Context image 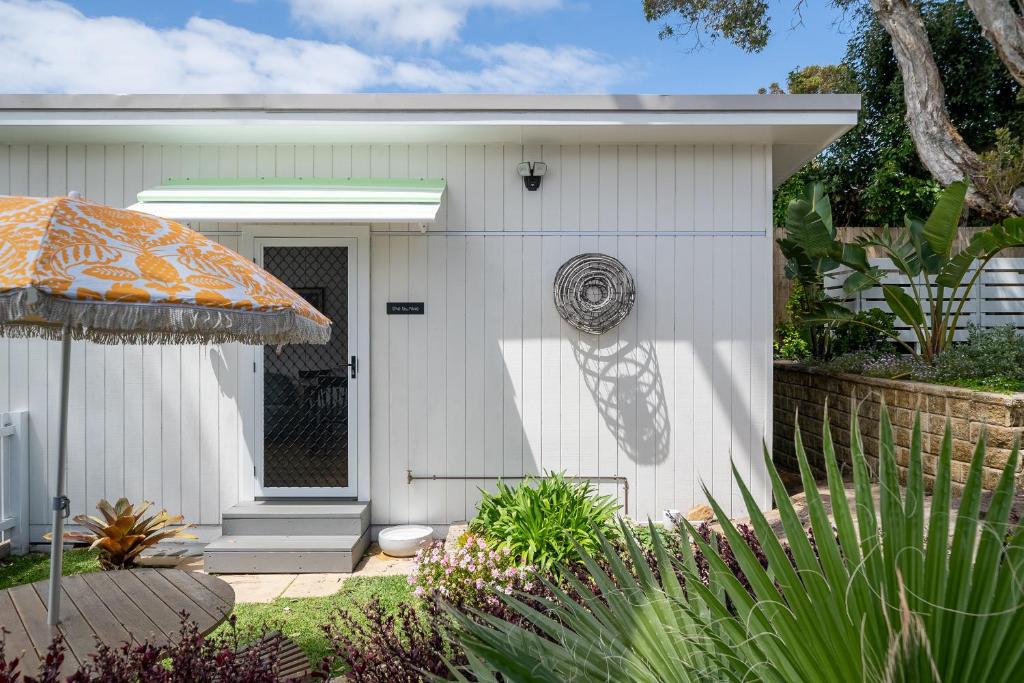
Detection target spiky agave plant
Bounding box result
[448,405,1024,682]
[49,498,197,570]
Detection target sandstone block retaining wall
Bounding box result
[774,361,1024,492]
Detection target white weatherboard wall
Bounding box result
[0,141,772,537]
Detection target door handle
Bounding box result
[346,355,358,379]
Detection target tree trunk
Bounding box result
[869,0,1001,216]
[966,0,1024,86]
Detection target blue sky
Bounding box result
[2,0,856,93]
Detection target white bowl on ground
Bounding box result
[378,524,434,557]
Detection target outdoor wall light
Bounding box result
[517,161,547,191]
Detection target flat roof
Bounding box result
[0,93,861,114]
[0,93,861,186]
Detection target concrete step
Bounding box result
[221,501,370,536]
[204,530,370,574]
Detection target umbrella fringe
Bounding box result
[0,288,330,346]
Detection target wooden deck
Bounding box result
[0,569,234,678]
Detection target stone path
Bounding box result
[143,543,417,604]
[219,544,416,604]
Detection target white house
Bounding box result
[0,94,859,571]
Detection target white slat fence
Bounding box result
[825,258,1024,345]
[0,411,29,555]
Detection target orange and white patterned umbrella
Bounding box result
[0,194,330,345]
[0,194,331,626]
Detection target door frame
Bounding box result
[247,229,370,499]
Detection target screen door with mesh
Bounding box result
[256,239,356,496]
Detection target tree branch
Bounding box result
[965,0,1024,86]
[869,0,1000,216]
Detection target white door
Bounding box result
[254,237,358,497]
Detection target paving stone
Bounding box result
[280,573,348,599]
[219,573,297,604]
[352,543,418,576]
[186,543,416,604]
[445,523,469,549]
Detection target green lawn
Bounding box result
[0,549,100,590]
[214,575,414,664]
[0,550,414,667]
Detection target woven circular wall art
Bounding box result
[553,253,635,334]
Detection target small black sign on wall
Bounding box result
[387,302,425,315]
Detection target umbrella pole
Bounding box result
[47,324,72,626]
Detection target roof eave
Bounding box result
[0,93,862,115]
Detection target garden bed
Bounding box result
[6,442,1024,682]
[0,550,414,669]
[774,360,1024,491]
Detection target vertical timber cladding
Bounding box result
[0,141,772,536]
[367,142,774,526]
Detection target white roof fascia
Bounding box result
[0,93,863,113]
[127,201,442,223]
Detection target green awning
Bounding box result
[128,177,446,223]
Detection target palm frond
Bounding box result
[449,405,1024,682]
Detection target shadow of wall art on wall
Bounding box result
[573,334,671,467]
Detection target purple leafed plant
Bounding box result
[0,615,295,683]
[318,524,821,681]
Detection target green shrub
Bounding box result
[932,325,1024,385]
[822,350,934,381]
[470,472,618,572]
[830,308,896,356]
[452,407,1024,682]
[776,277,895,362]
[820,331,1024,393]
[774,320,810,360]
[409,534,530,606]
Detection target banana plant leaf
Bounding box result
[938,217,1024,288]
[922,180,967,258]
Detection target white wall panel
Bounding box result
[2,142,773,534]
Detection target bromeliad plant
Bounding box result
[780,180,1024,363]
[470,472,619,572]
[49,498,196,570]
[451,406,1024,682]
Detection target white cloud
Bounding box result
[0,1,384,93]
[0,0,621,94]
[288,0,560,46]
[393,44,624,93]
